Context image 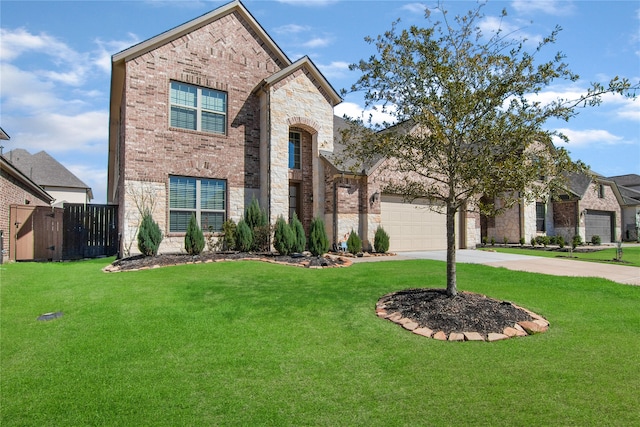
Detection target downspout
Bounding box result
[333,180,338,249]
[260,84,272,225]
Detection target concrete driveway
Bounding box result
[352,249,640,286]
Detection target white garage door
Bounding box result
[381,195,456,252]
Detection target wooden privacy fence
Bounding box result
[62,204,119,260]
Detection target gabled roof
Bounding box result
[0,127,9,141]
[258,56,342,107]
[112,0,289,65]
[618,185,640,206]
[607,174,640,188]
[563,171,624,205]
[0,155,54,203]
[5,149,93,199]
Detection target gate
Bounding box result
[63,204,119,259]
[9,205,63,261]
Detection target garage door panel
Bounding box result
[585,210,613,243]
[381,195,452,251]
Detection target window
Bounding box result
[289,131,301,169]
[598,184,605,198]
[289,183,300,220]
[536,202,546,232]
[170,81,226,134]
[169,176,226,232]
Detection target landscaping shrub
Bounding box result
[482,236,488,247]
[137,211,163,256]
[290,213,306,253]
[557,235,565,249]
[245,197,269,251]
[519,237,525,246]
[549,236,557,245]
[236,219,253,252]
[273,216,294,256]
[374,226,390,253]
[591,235,602,245]
[184,214,205,255]
[572,235,583,249]
[503,236,508,246]
[490,237,496,246]
[222,219,237,251]
[530,237,536,247]
[346,230,362,254]
[308,217,329,256]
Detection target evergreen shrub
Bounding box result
[273,216,294,255]
[290,213,306,253]
[346,230,362,254]
[374,226,390,253]
[236,219,254,252]
[137,211,162,256]
[308,217,329,256]
[184,214,205,255]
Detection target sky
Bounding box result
[1,0,639,204]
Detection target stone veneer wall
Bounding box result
[580,181,622,241]
[266,68,334,225]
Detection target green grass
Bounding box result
[2,258,639,426]
[480,245,640,267]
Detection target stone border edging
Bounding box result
[375,294,549,342]
[102,254,353,273]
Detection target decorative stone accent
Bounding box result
[402,321,419,331]
[463,332,485,341]
[432,331,447,341]
[413,327,434,338]
[448,332,465,342]
[517,320,548,334]
[487,333,509,342]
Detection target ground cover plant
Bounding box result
[1,258,639,426]
[481,245,640,268]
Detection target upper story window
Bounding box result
[170,81,227,135]
[598,184,605,198]
[289,131,301,169]
[169,176,226,233]
[536,202,546,232]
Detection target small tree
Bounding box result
[346,230,362,254]
[137,211,162,256]
[245,197,269,251]
[290,212,306,253]
[374,226,390,253]
[273,215,294,256]
[341,2,637,297]
[236,219,253,252]
[308,217,329,256]
[184,214,205,255]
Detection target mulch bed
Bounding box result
[378,288,535,336]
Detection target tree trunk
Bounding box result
[446,202,457,297]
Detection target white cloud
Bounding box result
[276,0,339,6]
[273,24,310,35]
[303,37,332,49]
[317,60,350,79]
[402,3,429,15]
[552,128,626,147]
[510,0,575,16]
[479,15,543,46]
[335,102,397,127]
[94,34,141,74]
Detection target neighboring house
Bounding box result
[608,174,640,241]
[0,128,56,259]
[4,149,93,206]
[485,171,624,244]
[108,0,481,255]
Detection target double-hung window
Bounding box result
[288,131,301,169]
[170,81,227,134]
[169,176,226,232]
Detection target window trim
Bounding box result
[169,81,227,135]
[535,202,546,233]
[169,175,227,233]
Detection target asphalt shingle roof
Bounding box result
[5,149,91,190]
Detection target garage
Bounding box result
[585,210,614,243]
[381,195,458,251]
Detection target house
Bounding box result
[0,128,56,261]
[486,171,624,244]
[608,174,640,241]
[107,0,480,255]
[5,149,93,206]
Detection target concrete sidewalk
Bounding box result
[351,249,640,285]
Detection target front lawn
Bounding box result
[1,258,638,426]
[480,245,640,267]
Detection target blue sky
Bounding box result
[1,0,639,204]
